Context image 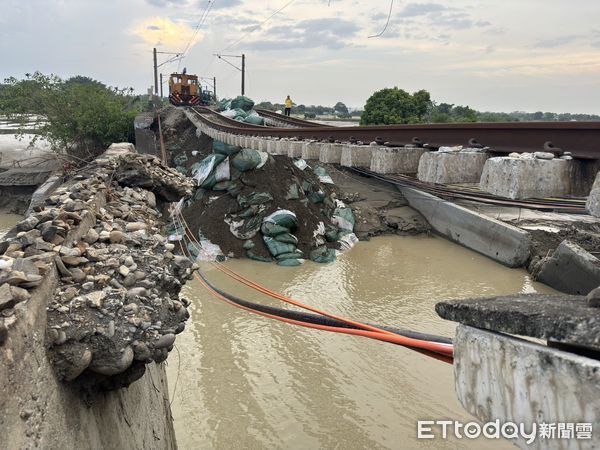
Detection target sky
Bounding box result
[1,0,600,113]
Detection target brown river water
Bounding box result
[0,213,555,449]
[167,235,556,450]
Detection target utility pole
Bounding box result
[214,76,217,99]
[213,53,246,96]
[159,73,163,98]
[241,54,245,96]
[153,48,158,96]
[152,48,182,96]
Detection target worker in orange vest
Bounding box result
[284,95,293,116]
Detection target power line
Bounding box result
[178,0,216,69]
[221,0,297,51]
[368,0,394,38]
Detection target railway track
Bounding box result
[254,108,331,128]
[351,167,588,213]
[189,107,600,159]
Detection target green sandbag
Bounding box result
[175,166,188,175]
[302,180,313,193]
[307,190,325,204]
[233,108,248,118]
[213,140,242,156]
[310,246,336,264]
[263,210,298,231]
[213,181,233,191]
[200,173,217,189]
[237,192,273,208]
[193,153,227,186]
[243,115,265,126]
[275,233,298,245]
[276,251,303,261]
[217,98,232,111]
[243,240,255,250]
[261,222,289,237]
[277,258,302,267]
[285,184,300,200]
[173,154,188,166]
[230,95,255,112]
[263,236,297,257]
[325,226,338,242]
[246,250,272,263]
[239,205,264,219]
[332,207,355,231]
[232,148,262,172]
[187,242,201,259]
[227,182,242,197]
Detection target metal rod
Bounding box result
[241,54,245,96]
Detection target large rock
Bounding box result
[370,147,427,174]
[417,150,489,184]
[586,171,600,217]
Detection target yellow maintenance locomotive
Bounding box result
[168,69,210,107]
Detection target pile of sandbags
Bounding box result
[217,95,265,126]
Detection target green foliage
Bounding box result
[0,72,143,161]
[360,87,432,125]
[333,101,349,115]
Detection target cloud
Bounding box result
[398,3,448,17]
[534,35,581,48]
[240,18,360,51]
[131,17,204,48]
[210,0,243,9]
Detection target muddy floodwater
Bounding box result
[167,235,556,449]
[0,212,21,236]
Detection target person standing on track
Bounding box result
[284,95,293,116]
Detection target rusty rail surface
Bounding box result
[254,108,332,128]
[190,107,600,159]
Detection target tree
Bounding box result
[360,87,432,125]
[333,101,349,115]
[0,72,140,161]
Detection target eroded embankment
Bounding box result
[0,143,195,449]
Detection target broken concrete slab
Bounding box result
[535,240,600,295]
[370,147,427,174]
[436,293,600,350]
[453,325,600,450]
[418,151,489,184]
[400,186,531,267]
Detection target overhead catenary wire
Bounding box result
[368,0,394,38]
[178,0,216,70]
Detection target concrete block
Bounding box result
[340,145,373,168]
[266,140,278,154]
[418,150,489,184]
[250,137,260,151]
[480,157,589,200]
[536,240,600,295]
[320,143,343,164]
[26,175,63,214]
[257,139,268,152]
[244,136,252,148]
[399,186,531,267]
[454,325,600,450]
[586,171,600,217]
[370,147,427,174]
[274,140,290,155]
[288,141,304,158]
[301,141,321,160]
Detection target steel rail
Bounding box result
[189,107,600,159]
[351,167,588,213]
[254,108,332,128]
